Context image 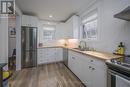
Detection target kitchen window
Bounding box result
[81,10,98,40]
[43,25,55,40]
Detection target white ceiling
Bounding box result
[16,0,95,22]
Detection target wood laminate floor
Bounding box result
[8,62,85,87]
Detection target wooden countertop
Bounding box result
[38,46,122,61]
[69,49,122,61]
[37,46,63,49]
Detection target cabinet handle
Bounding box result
[72,57,75,60]
[89,66,92,69]
[92,68,95,70]
[90,60,94,62]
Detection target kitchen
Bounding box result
[0,0,130,87]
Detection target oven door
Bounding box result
[108,69,130,87]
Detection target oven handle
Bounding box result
[108,70,116,76]
[108,69,130,81]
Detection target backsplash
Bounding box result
[39,39,79,48]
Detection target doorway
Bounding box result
[8,15,16,73]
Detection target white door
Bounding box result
[72,53,84,81]
[91,64,107,87]
[22,15,30,26]
[68,51,76,73]
[72,56,81,77]
[81,59,92,87]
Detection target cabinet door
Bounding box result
[72,52,84,80]
[68,51,76,73]
[79,55,92,87]
[73,15,79,39]
[68,51,84,79]
[37,49,48,64]
[22,15,30,26]
[55,48,63,62]
[37,49,43,64]
[22,15,38,27]
[83,65,92,87]
[55,23,68,40]
[92,64,107,87]
[65,15,79,39]
[30,16,38,27]
[46,48,55,63]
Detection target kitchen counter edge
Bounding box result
[38,46,122,61]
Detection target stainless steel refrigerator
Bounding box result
[21,26,37,68]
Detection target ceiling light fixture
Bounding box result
[49,15,53,18]
[47,22,50,25]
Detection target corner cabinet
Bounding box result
[22,15,38,27]
[55,23,68,40]
[65,15,80,39]
[55,15,80,40]
[68,50,107,87]
[37,48,63,64]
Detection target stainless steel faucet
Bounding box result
[79,41,87,51]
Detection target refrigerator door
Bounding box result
[22,51,37,68]
[21,27,37,68]
[22,27,37,51]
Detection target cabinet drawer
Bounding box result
[89,57,106,69]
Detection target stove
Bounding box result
[106,57,130,76]
[106,57,130,87]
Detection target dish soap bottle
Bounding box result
[117,42,125,62]
[117,42,125,55]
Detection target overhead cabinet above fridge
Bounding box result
[22,15,38,27]
[114,6,130,21]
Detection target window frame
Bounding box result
[42,25,56,41]
[81,9,98,41]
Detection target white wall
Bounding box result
[80,0,130,54]
[0,17,8,63]
[8,17,16,57]
[15,5,22,70]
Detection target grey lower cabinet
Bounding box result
[63,48,68,66]
[68,50,107,87]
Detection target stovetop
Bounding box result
[106,57,130,77]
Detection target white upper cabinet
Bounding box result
[55,15,80,40]
[65,15,80,39]
[22,15,38,27]
[55,23,68,40]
